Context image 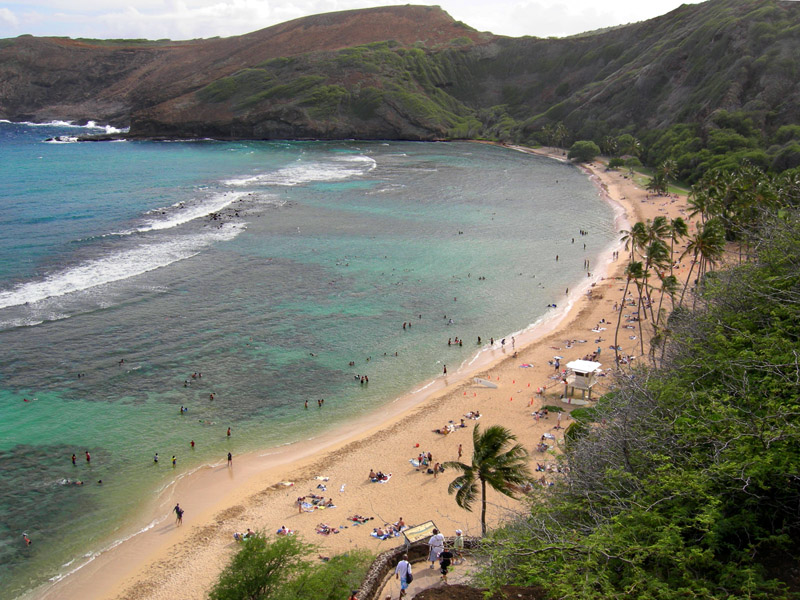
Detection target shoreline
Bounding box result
[35,145,685,600]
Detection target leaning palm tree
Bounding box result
[614,259,643,368]
[667,217,689,277]
[443,424,531,536]
[678,218,726,308]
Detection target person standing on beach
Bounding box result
[174,503,183,525]
[457,444,463,460]
[395,553,412,598]
[227,452,233,466]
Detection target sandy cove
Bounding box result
[38,147,692,600]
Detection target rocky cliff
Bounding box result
[0,0,798,144]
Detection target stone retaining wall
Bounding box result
[355,536,479,600]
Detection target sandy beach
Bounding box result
[38,146,691,600]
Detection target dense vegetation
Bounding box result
[472,171,800,598]
[209,533,371,600]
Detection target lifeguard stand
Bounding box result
[563,360,602,400]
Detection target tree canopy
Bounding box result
[474,207,800,599]
[567,140,601,163]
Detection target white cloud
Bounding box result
[0,7,20,28]
[0,0,706,40]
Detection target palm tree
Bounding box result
[620,221,648,262]
[443,424,531,536]
[653,273,679,366]
[614,260,643,368]
[646,171,668,196]
[660,158,678,186]
[667,217,689,277]
[678,218,726,308]
[553,122,570,150]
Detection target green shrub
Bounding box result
[568,140,601,162]
[210,533,372,600]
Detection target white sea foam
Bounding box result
[1,119,128,134]
[0,224,243,310]
[224,155,377,187]
[135,191,247,233]
[44,136,79,144]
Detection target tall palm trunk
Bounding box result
[678,252,699,308]
[636,281,646,356]
[480,478,487,536]
[614,276,633,368]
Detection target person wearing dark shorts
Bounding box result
[439,548,453,583]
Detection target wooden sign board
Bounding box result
[403,520,438,544]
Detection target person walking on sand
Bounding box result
[395,553,412,598]
[227,452,232,466]
[457,444,463,459]
[428,528,444,568]
[174,503,183,525]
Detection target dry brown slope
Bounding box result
[0,5,489,125]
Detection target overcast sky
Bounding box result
[0,0,706,41]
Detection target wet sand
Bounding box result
[37,146,692,600]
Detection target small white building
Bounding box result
[563,360,602,400]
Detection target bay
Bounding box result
[0,122,615,599]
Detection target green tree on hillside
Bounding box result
[444,424,531,536]
[568,140,600,162]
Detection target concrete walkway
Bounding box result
[378,555,476,600]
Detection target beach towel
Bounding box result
[371,529,401,540]
[519,363,534,368]
[314,476,330,481]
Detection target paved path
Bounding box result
[378,556,475,600]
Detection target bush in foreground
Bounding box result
[210,533,372,600]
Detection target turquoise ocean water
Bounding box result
[0,121,615,599]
